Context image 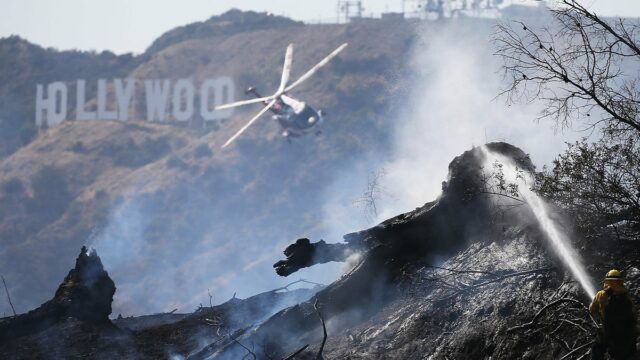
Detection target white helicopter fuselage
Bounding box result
[271,94,324,137]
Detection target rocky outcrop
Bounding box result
[0,246,115,340]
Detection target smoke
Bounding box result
[85,15,589,318]
[88,202,148,271]
[85,144,338,316]
[368,20,584,221]
[88,194,315,316]
[317,17,589,285]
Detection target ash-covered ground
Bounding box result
[1,142,637,360]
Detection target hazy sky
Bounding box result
[1,0,639,54]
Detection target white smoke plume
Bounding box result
[371,21,585,221]
[89,16,592,317]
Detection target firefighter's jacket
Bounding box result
[589,280,629,320]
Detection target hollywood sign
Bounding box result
[35,77,236,126]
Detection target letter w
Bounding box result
[145,80,170,122]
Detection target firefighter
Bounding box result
[589,269,637,360]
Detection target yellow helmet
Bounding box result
[605,269,623,281]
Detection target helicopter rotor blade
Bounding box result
[221,99,277,149]
[278,44,294,94]
[285,43,348,92]
[215,96,275,111]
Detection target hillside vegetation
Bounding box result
[0,10,419,315]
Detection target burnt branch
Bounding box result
[441,267,555,301]
[282,344,309,360]
[187,337,229,360]
[507,297,593,332]
[270,279,325,293]
[508,294,598,360]
[314,299,328,360]
[274,238,356,277]
[1,275,16,316]
[229,331,257,360]
[421,265,499,278]
[559,340,595,360]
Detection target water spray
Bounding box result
[480,146,596,298]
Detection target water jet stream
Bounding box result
[480,146,596,298]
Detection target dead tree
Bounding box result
[494,0,640,242]
[353,169,388,221]
[495,0,640,138]
[1,275,16,316]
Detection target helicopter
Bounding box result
[216,43,348,148]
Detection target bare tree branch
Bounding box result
[282,344,309,360]
[353,169,389,221]
[494,1,640,138]
[507,292,599,360]
[229,331,257,360]
[440,267,555,301]
[270,279,325,293]
[508,297,592,333]
[313,299,327,360]
[420,265,499,278]
[1,275,16,316]
[559,340,595,360]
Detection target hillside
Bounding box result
[0,4,556,323]
[3,4,640,359]
[0,10,301,158]
[0,9,425,316]
[144,9,304,55]
[1,142,637,360]
[0,36,137,156]
[0,6,551,158]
